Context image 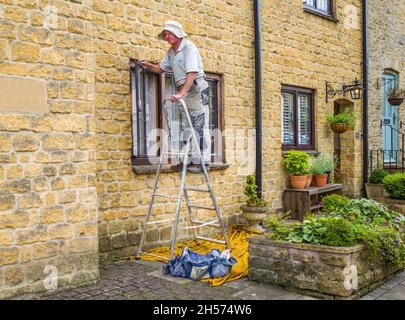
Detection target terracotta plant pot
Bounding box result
[289,175,307,189]
[387,97,404,106]
[330,122,348,133]
[305,174,313,188]
[315,174,328,187]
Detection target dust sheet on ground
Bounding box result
[139,224,263,286]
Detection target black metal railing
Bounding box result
[369,121,405,173]
[369,149,405,173]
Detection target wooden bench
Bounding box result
[283,183,343,221]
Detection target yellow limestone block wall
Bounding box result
[0,0,364,298]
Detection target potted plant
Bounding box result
[311,155,336,187]
[365,168,389,200]
[326,111,357,134]
[240,175,269,233]
[282,150,310,189]
[387,88,405,106]
[304,168,313,188]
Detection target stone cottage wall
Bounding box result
[0,0,364,298]
[95,0,364,262]
[367,0,405,155]
[0,0,98,299]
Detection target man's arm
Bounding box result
[170,72,197,102]
[138,60,165,74]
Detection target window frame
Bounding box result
[130,59,224,166]
[281,85,316,151]
[303,0,336,20]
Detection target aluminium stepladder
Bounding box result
[136,98,231,262]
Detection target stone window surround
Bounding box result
[281,85,316,151]
[129,59,225,171]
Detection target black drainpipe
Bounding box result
[362,0,369,188]
[254,0,262,198]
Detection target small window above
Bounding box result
[304,0,336,20]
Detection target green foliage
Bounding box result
[263,217,292,240]
[387,88,405,99]
[327,198,401,226]
[354,223,405,267]
[244,175,266,207]
[267,216,357,247]
[311,155,336,175]
[282,150,310,175]
[322,194,350,213]
[326,112,357,128]
[383,173,405,200]
[268,196,405,267]
[368,168,389,184]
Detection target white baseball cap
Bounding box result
[158,20,187,40]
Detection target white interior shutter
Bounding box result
[282,92,295,145]
[298,94,311,145]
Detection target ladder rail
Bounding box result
[136,137,169,259]
[177,99,231,250]
[137,98,231,263]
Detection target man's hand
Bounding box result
[138,59,151,68]
[170,93,184,102]
[138,59,164,74]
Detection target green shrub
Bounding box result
[268,216,357,247]
[326,111,357,128]
[322,194,350,213]
[311,155,336,175]
[368,168,389,184]
[244,175,266,207]
[282,150,309,175]
[383,173,405,200]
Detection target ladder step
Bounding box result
[153,193,178,199]
[191,219,220,228]
[179,219,219,230]
[138,251,168,261]
[188,204,216,210]
[146,218,175,225]
[184,186,210,192]
[196,236,226,244]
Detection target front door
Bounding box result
[382,73,398,163]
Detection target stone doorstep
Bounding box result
[248,236,364,254]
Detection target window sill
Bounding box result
[132,162,230,175]
[303,7,338,23]
[282,149,320,156]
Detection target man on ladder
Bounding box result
[139,20,210,173]
[137,21,230,262]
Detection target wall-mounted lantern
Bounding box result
[325,79,364,102]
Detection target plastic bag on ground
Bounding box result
[163,247,237,280]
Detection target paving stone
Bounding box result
[34,260,404,300]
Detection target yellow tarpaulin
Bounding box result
[139,224,263,286]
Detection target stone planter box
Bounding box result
[379,197,405,215]
[248,236,402,299]
[365,183,388,201]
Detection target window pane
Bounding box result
[164,74,181,152]
[145,74,157,156]
[131,69,138,156]
[317,0,329,12]
[282,92,295,145]
[208,80,216,156]
[132,66,159,157]
[298,94,311,145]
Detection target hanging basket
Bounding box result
[387,97,404,106]
[330,122,348,134]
